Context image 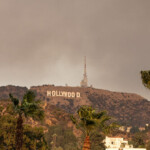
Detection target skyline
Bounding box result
[0,0,150,100]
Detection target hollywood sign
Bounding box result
[47,91,81,98]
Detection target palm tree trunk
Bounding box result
[16,113,23,150]
[82,136,91,150]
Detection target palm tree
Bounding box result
[141,70,150,89]
[71,106,117,150]
[9,90,44,150]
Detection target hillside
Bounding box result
[0,99,71,128]
[0,85,150,127]
[0,85,27,100]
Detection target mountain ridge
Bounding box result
[0,84,150,127]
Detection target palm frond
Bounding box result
[92,111,107,119]
[70,115,77,125]
[85,119,96,126]
[141,70,150,89]
[21,101,44,121]
[9,93,19,107]
[23,90,36,103]
[71,106,116,138]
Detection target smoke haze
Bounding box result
[0,0,150,99]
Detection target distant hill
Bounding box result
[0,85,150,127]
[0,85,27,100]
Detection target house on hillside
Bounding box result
[104,136,146,150]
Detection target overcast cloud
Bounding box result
[0,0,150,99]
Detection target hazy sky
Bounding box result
[0,0,150,100]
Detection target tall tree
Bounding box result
[71,106,117,150]
[9,91,44,150]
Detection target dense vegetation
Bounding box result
[0,104,47,150]
[0,100,109,150]
[45,125,79,150]
[128,126,150,150]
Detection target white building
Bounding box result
[105,136,146,150]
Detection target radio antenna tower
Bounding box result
[80,56,88,87]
